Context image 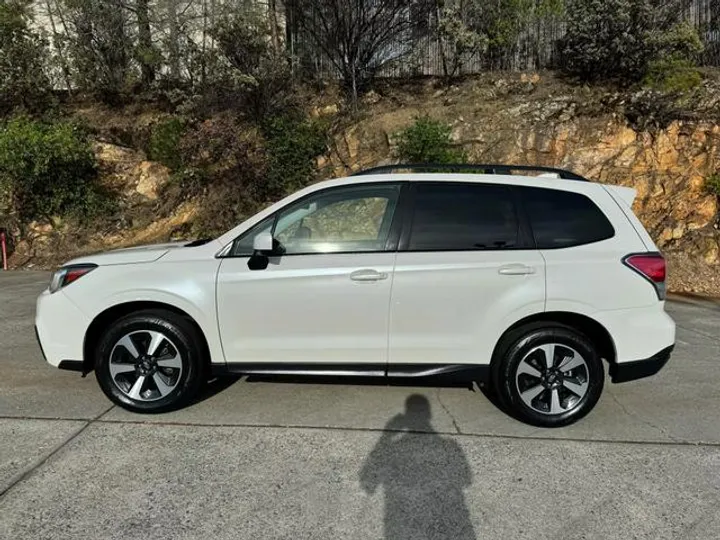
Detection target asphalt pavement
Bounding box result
[1,271,719,539]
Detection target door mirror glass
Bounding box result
[253,230,274,253]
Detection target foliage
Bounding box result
[164,114,268,237]
[561,0,703,83]
[0,0,52,115]
[436,1,488,79]
[705,174,720,198]
[642,58,702,93]
[435,0,564,75]
[262,116,328,197]
[148,117,185,170]
[395,117,467,164]
[293,0,433,106]
[61,0,132,100]
[211,11,295,120]
[0,116,109,226]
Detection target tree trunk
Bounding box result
[137,0,154,87]
[268,0,281,53]
[166,0,180,80]
[45,0,73,92]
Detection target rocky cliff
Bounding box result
[9,74,720,296]
[324,75,720,295]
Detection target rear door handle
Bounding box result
[498,264,536,276]
[350,269,388,282]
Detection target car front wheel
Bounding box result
[492,325,604,427]
[95,309,204,413]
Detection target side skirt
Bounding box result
[211,363,489,382]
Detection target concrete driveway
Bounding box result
[1,271,719,539]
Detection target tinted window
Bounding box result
[408,183,519,251]
[521,187,614,248]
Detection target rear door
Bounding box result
[388,182,546,367]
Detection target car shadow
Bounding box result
[189,374,244,406]
[359,394,478,539]
[191,371,512,420]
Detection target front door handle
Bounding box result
[350,269,388,282]
[498,264,536,276]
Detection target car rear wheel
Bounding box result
[95,309,204,413]
[492,324,604,427]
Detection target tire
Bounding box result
[95,309,205,413]
[491,324,604,427]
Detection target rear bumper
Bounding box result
[609,345,674,383]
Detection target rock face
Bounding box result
[8,142,191,270]
[93,142,170,200]
[325,85,720,296]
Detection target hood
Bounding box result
[63,241,191,267]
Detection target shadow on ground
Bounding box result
[359,394,477,539]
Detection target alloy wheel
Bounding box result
[515,343,590,415]
[109,330,183,402]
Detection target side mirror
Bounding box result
[253,231,274,254]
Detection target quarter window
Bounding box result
[408,183,519,251]
[520,187,615,249]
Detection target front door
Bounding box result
[388,182,546,367]
[217,182,404,366]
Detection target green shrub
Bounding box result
[642,58,702,93]
[0,116,108,225]
[395,117,467,164]
[561,0,703,83]
[148,117,185,170]
[0,1,53,115]
[263,116,327,197]
[705,174,720,197]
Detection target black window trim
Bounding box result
[398,181,535,253]
[222,181,410,258]
[518,185,616,250]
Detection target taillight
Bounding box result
[49,264,97,293]
[623,253,666,300]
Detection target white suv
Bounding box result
[35,165,675,427]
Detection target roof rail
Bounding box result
[350,163,589,181]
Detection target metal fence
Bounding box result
[288,0,720,78]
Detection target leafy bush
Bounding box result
[0,117,108,225]
[161,112,327,238]
[705,174,720,197]
[211,11,296,120]
[163,114,268,237]
[148,117,185,170]
[395,117,467,164]
[561,0,703,83]
[642,58,702,93]
[263,116,327,197]
[0,1,52,115]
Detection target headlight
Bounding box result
[49,264,97,293]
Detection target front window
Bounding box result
[231,184,401,256]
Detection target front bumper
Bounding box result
[609,345,674,383]
[35,288,89,368]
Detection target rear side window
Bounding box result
[408,183,519,251]
[521,187,614,249]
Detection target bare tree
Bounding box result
[291,0,432,106]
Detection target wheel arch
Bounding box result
[491,311,617,367]
[83,301,212,374]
